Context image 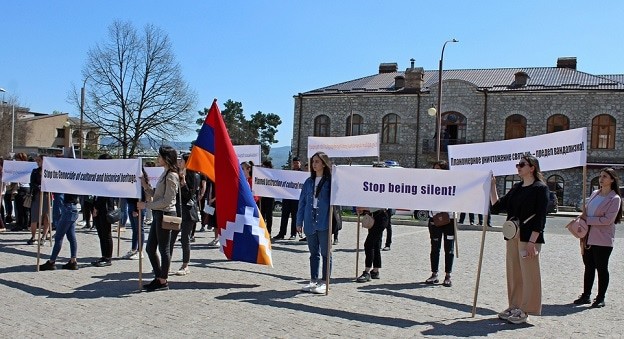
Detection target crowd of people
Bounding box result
[1,151,621,324]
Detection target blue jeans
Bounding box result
[306,229,332,282]
[50,203,78,262]
[52,193,64,227]
[127,200,145,252]
[119,198,128,226]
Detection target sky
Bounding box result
[2,1,624,148]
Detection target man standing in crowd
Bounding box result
[272,156,302,241]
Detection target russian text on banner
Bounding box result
[307,133,379,159]
[448,127,587,176]
[186,99,272,266]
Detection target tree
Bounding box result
[196,99,281,159]
[71,20,196,158]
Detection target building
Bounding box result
[291,57,624,206]
[12,110,99,157]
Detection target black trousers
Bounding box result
[170,218,195,264]
[260,197,274,234]
[428,220,455,273]
[364,210,388,268]
[95,216,113,259]
[582,244,613,300]
[146,210,173,279]
[278,199,298,237]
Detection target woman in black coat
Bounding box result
[92,154,116,267]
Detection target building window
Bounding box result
[547,114,570,133]
[346,114,363,136]
[57,128,66,138]
[441,111,467,150]
[504,175,521,194]
[591,114,616,149]
[382,113,399,144]
[314,115,330,137]
[505,114,526,139]
[547,174,564,205]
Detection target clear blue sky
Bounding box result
[2,1,623,147]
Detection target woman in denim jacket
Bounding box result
[297,152,332,294]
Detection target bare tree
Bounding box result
[71,20,196,158]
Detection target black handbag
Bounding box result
[106,208,121,224]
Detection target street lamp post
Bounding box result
[428,39,458,161]
[79,77,89,159]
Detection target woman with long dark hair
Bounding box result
[296,151,332,294]
[574,168,622,308]
[490,155,549,324]
[138,146,179,291]
[28,154,51,245]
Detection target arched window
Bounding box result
[591,114,616,149]
[381,113,399,144]
[346,114,363,136]
[505,114,526,139]
[547,174,564,205]
[314,115,330,137]
[441,111,467,149]
[547,114,570,133]
[86,131,98,143]
[504,175,521,194]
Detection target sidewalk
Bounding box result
[0,217,619,338]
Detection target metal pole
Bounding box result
[80,86,85,158]
[435,39,458,162]
[11,105,15,154]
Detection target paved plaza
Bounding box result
[1,215,622,338]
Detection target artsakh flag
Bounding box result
[187,99,272,266]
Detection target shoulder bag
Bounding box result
[565,217,588,239]
[502,214,535,240]
[23,194,33,209]
[161,174,182,231]
[361,213,375,229]
[432,212,450,227]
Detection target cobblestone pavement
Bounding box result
[0,217,622,338]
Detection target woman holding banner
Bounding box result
[490,155,548,324]
[28,155,51,245]
[297,151,332,294]
[425,160,455,287]
[574,168,622,308]
[92,154,116,267]
[138,145,179,292]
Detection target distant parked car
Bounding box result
[547,191,558,214]
[273,199,283,212]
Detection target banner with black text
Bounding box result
[41,158,142,198]
[448,127,587,175]
[234,145,261,165]
[330,166,491,214]
[308,134,379,159]
[252,167,309,200]
[1,161,38,184]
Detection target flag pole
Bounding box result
[326,205,333,296]
[472,214,489,317]
[138,209,143,290]
[35,191,44,270]
[355,213,361,278]
[453,212,459,258]
[116,198,122,257]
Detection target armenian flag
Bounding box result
[187,99,272,266]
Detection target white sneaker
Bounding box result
[122,250,137,259]
[311,283,326,294]
[175,266,190,276]
[507,309,528,324]
[497,307,516,320]
[208,238,220,247]
[301,281,317,292]
[128,251,142,260]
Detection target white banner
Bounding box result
[448,128,587,176]
[252,167,309,199]
[234,145,261,165]
[144,166,165,188]
[330,166,491,214]
[1,161,38,183]
[41,158,142,198]
[308,134,379,159]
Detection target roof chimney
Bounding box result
[410,58,415,69]
[404,59,424,93]
[379,63,398,74]
[394,75,405,89]
[512,71,530,87]
[557,57,577,70]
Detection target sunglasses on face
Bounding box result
[516,162,528,168]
